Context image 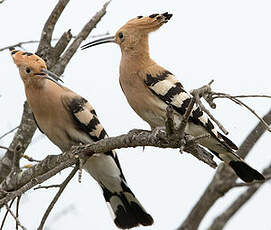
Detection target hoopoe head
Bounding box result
[10,48,63,87]
[82,12,172,55]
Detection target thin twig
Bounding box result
[0,145,13,152]
[0,155,78,207]
[4,203,27,230]
[0,126,19,140]
[213,93,271,132]
[38,0,70,48]
[178,98,196,138]
[191,84,229,135]
[0,125,218,207]
[12,143,22,172]
[213,94,271,100]
[190,81,229,135]
[0,102,37,184]
[165,105,175,136]
[22,154,41,163]
[53,1,111,75]
[34,184,61,190]
[207,164,271,230]
[78,159,83,183]
[0,32,110,52]
[178,109,271,230]
[163,103,217,168]
[16,196,21,230]
[0,198,16,230]
[37,165,79,230]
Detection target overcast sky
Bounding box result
[0,0,271,229]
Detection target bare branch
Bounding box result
[0,154,78,207]
[178,98,196,138]
[191,82,229,135]
[207,164,271,230]
[16,196,21,230]
[78,159,84,183]
[0,125,217,207]
[53,30,73,57]
[4,203,27,230]
[212,92,271,132]
[37,165,79,230]
[53,1,111,75]
[34,184,61,190]
[165,106,175,136]
[0,32,109,52]
[0,145,13,151]
[0,198,15,230]
[38,0,70,48]
[0,0,109,187]
[213,94,271,100]
[177,109,271,230]
[0,102,37,183]
[22,154,41,163]
[0,126,19,140]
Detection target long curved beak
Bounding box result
[39,68,64,85]
[81,36,116,50]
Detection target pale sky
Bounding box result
[0,0,271,229]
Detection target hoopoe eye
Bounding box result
[25,67,31,74]
[118,32,124,40]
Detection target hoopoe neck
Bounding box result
[120,36,156,73]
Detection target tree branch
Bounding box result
[0,0,109,191]
[34,184,61,190]
[190,80,229,135]
[53,1,110,75]
[177,109,271,230]
[0,198,15,230]
[0,126,19,140]
[0,32,109,52]
[0,102,37,183]
[207,163,271,230]
[212,92,271,132]
[38,0,70,49]
[4,203,27,230]
[0,126,217,207]
[37,165,79,230]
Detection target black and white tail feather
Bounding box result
[65,95,153,229]
[145,70,265,183]
[84,150,153,229]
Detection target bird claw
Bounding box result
[150,127,167,139]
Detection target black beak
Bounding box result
[39,68,64,85]
[81,36,115,50]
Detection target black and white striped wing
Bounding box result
[144,70,238,152]
[62,95,154,228]
[61,95,126,176]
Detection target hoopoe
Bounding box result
[82,12,264,183]
[9,48,153,229]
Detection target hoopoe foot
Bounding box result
[150,126,167,139]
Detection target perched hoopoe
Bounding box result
[10,48,153,229]
[82,12,265,183]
